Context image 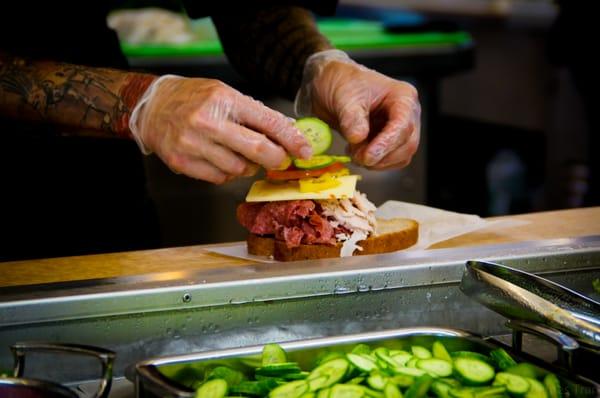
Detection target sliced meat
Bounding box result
[282,226,304,248]
[237,200,337,248]
[307,214,336,245]
[236,202,263,232]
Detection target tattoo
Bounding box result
[213,6,332,100]
[0,54,155,138]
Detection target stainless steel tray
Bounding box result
[131,327,600,398]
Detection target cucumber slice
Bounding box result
[332,155,352,163]
[506,363,546,380]
[438,378,462,388]
[294,118,332,155]
[308,358,349,391]
[389,374,415,388]
[362,387,385,398]
[543,374,562,398]
[451,352,494,366]
[347,354,377,372]
[493,372,530,396]
[453,357,495,386]
[384,383,403,398]
[411,346,433,359]
[393,367,426,377]
[352,344,372,355]
[196,379,228,398]
[367,373,388,390]
[293,155,334,170]
[317,352,346,365]
[432,342,452,363]
[207,367,246,386]
[270,381,310,398]
[417,359,453,377]
[263,344,288,365]
[404,374,434,398]
[230,380,279,396]
[448,388,474,398]
[489,348,517,371]
[472,386,507,397]
[347,377,366,385]
[257,363,302,376]
[524,378,548,398]
[283,372,310,381]
[431,381,452,398]
[390,351,413,367]
[331,384,366,398]
[375,348,404,369]
[318,388,332,398]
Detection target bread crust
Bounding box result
[247,233,275,256]
[246,218,418,261]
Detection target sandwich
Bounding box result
[236,118,418,261]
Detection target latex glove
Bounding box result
[295,50,420,170]
[130,75,312,184]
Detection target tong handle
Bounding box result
[11,341,115,398]
[506,319,579,370]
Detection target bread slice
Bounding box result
[247,218,418,261]
[247,233,275,256]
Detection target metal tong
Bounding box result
[460,260,600,358]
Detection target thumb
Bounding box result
[338,103,369,144]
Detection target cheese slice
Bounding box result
[246,175,358,202]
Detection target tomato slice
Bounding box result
[266,162,345,181]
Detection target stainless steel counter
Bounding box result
[1,236,599,390]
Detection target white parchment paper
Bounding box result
[207,201,528,262]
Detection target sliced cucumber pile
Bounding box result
[187,342,563,398]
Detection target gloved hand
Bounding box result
[130,75,312,184]
[295,50,420,170]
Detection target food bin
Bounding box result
[131,327,600,398]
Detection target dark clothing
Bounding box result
[0,1,336,261]
[548,1,599,206]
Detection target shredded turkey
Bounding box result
[339,230,368,257]
[318,191,378,256]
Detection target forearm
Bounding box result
[212,5,333,100]
[0,52,156,138]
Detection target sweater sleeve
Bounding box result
[210,4,335,100]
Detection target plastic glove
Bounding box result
[295,50,420,170]
[130,75,312,184]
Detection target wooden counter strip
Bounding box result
[1,207,599,288]
[431,206,600,249]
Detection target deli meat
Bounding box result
[236,200,336,248]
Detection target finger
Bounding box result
[338,101,370,144]
[161,125,251,177]
[366,126,420,170]
[236,95,312,159]
[202,143,249,176]
[363,96,419,166]
[212,120,288,170]
[242,162,260,177]
[164,153,229,184]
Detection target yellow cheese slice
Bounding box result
[246,175,358,202]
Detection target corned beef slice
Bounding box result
[236,200,336,248]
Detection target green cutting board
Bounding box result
[121,18,472,58]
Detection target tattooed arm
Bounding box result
[212,6,333,100]
[0,53,156,138]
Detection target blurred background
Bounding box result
[4,0,596,260]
